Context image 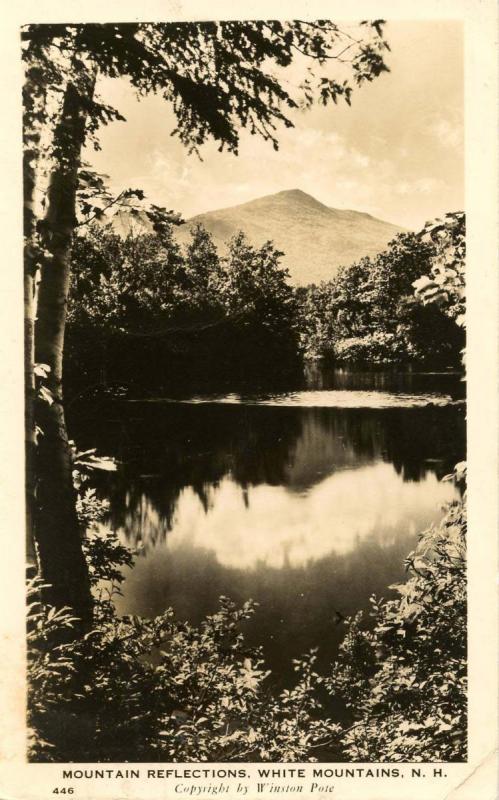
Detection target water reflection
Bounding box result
[178,390,461,408]
[93,404,465,541]
[103,460,458,683]
[111,463,455,571]
[69,374,465,682]
[301,363,465,396]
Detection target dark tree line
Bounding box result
[66,223,299,393]
[296,228,464,366]
[66,218,465,402]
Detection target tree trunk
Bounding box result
[23,59,47,573]
[24,270,37,574]
[34,68,96,627]
[24,157,39,574]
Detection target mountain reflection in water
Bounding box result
[112,463,454,569]
[70,373,465,683]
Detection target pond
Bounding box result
[70,367,466,685]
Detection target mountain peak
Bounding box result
[277,188,317,200]
[175,190,404,285]
[257,188,330,210]
[108,188,404,285]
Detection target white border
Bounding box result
[0,2,497,798]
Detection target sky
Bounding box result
[85,20,464,230]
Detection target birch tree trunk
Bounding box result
[34,65,96,627]
[24,268,37,573]
[23,55,48,573]
[24,146,39,573]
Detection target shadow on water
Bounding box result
[68,369,465,686]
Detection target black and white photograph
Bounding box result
[1,1,497,797]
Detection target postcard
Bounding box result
[0,1,497,798]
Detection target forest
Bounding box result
[23,19,467,764]
[64,213,465,395]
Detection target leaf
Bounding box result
[38,385,54,405]
[34,363,51,378]
[247,727,258,742]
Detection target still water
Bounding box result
[71,368,465,682]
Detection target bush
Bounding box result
[27,478,339,762]
[334,331,407,365]
[28,582,340,762]
[27,464,466,762]
[326,495,467,762]
[296,224,465,366]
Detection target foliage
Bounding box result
[413,212,465,326]
[67,217,466,385]
[28,456,467,763]
[297,227,465,366]
[215,232,297,341]
[28,586,339,762]
[76,168,184,232]
[23,21,390,159]
[327,496,467,762]
[66,223,299,389]
[27,473,339,762]
[333,332,408,365]
[68,224,187,331]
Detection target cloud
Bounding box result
[86,20,465,233]
[124,117,381,220]
[394,178,441,196]
[353,152,370,168]
[427,115,463,150]
[129,463,457,571]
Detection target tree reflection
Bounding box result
[70,399,465,551]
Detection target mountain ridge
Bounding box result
[108,189,405,285]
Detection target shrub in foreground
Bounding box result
[327,496,467,762]
[27,479,339,762]
[27,467,467,762]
